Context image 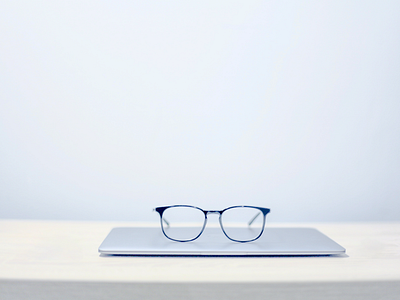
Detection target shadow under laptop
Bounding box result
[99,253,349,258]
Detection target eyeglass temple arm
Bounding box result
[248,212,261,226]
[162,217,170,227]
[153,209,170,227]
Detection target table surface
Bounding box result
[1,220,400,283]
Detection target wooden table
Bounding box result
[1,220,399,299]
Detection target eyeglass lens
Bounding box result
[220,207,264,241]
[161,206,205,241]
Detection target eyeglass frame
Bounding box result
[154,205,271,243]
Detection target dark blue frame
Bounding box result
[154,205,271,243]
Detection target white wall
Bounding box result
[1,0,399,223]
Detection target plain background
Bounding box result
[1,0,399,223]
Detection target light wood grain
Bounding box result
[0,220,399,283]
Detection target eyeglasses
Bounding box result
[154,205,270,243]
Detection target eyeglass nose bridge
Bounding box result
[204,210,222,216]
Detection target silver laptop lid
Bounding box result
[98,227,346,256]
